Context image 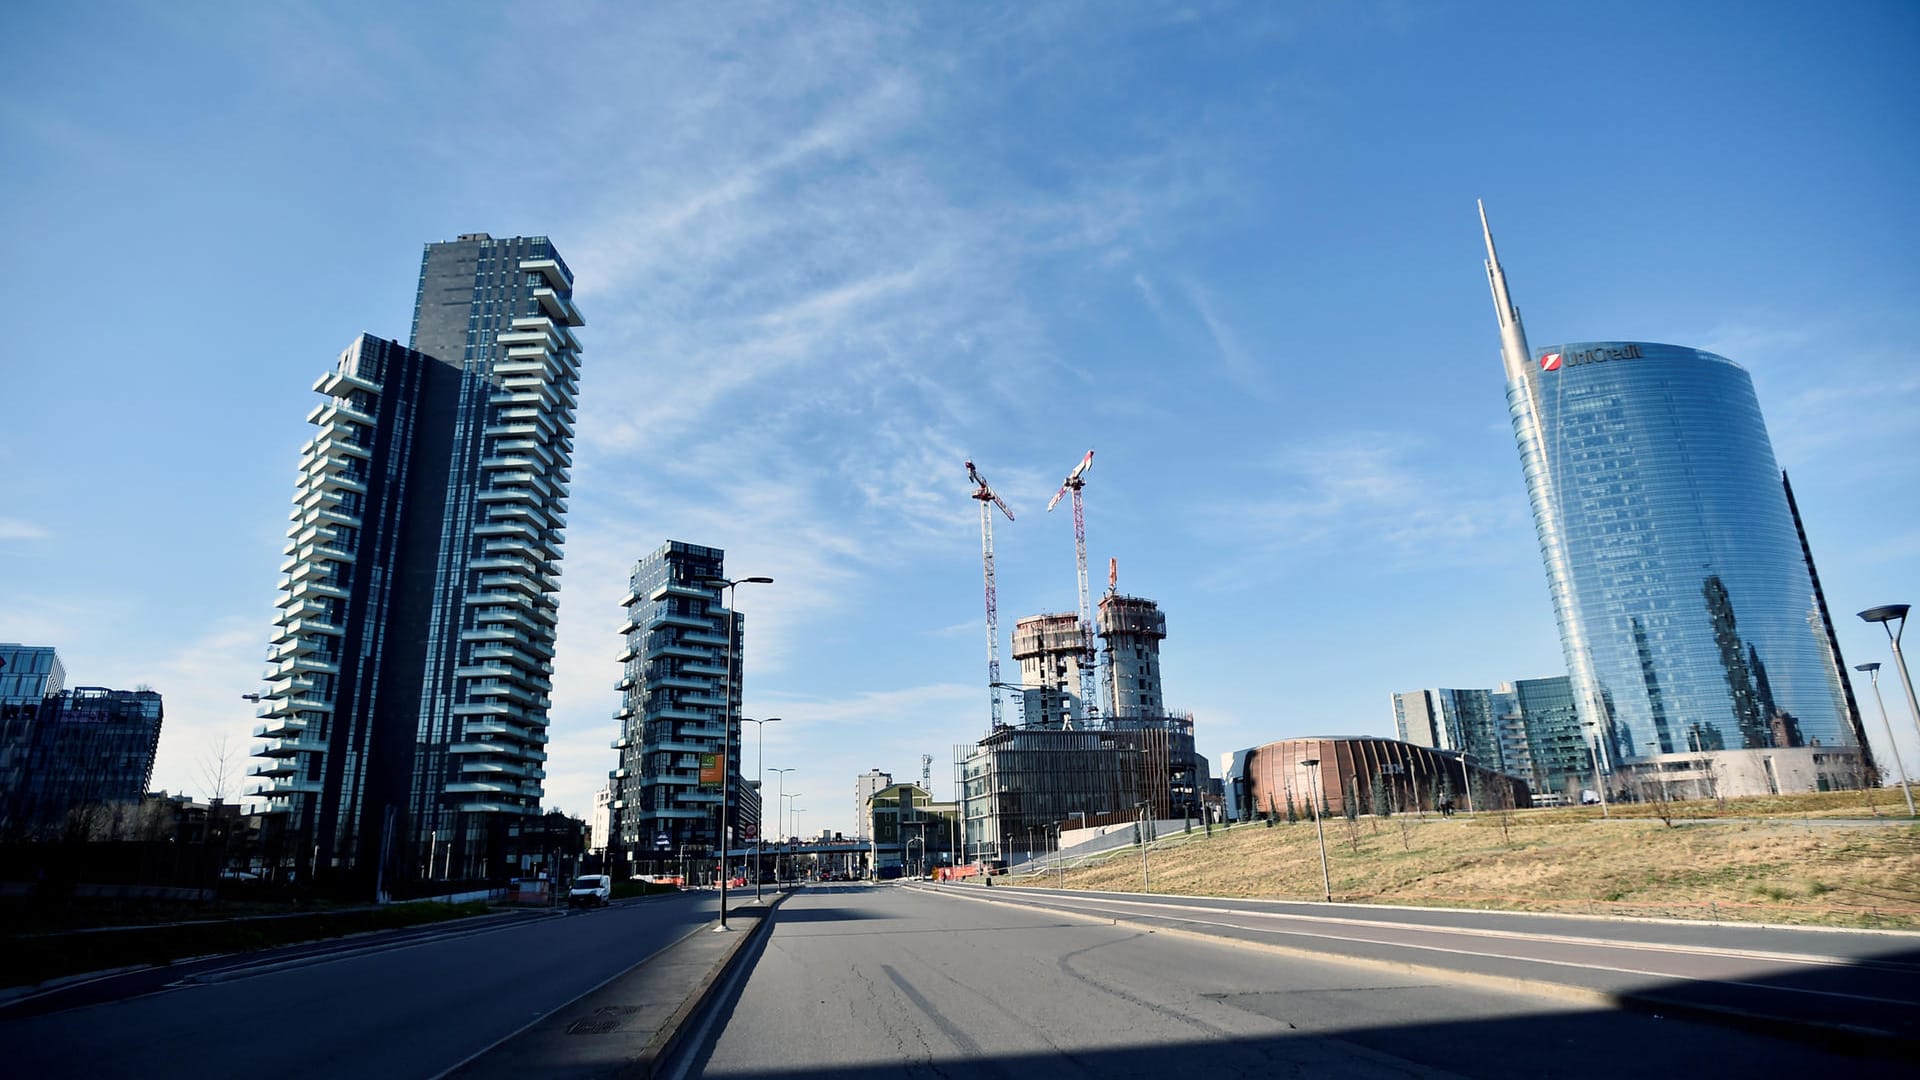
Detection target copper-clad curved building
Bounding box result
[1229,737,1530,821]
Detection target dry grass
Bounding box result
[1015,793,1920,928]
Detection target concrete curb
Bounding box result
[914,882,1919,1061]
[441,891,789,1080]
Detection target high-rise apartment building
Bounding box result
[853,769,892,841]
[1098,594,1166,718]
[1480,206,1857,765]
[1012,613,1090,728]
[249,234,583,892]
[608,541,760,876]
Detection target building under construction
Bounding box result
[1099,593,1166,718]
[954,720,1178,865]
[960,591,1207,866]
[1010,613,1089,729]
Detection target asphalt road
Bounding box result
[686,882,1914,1079]
[0,891,722,1079]
[942,881,1920,1046]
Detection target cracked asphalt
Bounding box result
[690,882,1911,1079]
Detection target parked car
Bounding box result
[568,874,612,908]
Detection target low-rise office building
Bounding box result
[1230,736,1530,821]
[865,782,955,876]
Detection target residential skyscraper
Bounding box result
[609,541,760,876]
[249,234,583,892]
[1480,205,1854,765]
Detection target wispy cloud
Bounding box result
[1190,432,1526,588]
[139,617,271,802]
[0,518,50,540]
[1183,277,1276,396]
[1698,314,1920,469]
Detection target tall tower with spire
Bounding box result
[1480,204,1859,771]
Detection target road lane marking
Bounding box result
[994,891,1908,971]
[960,891,1920,1009]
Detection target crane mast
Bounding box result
[1047,450,1098,729]
[967,461,1014,731]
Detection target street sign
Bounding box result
[654,833,671,850]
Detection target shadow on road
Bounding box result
[748,906,893,924]
[680,938,1920,1078]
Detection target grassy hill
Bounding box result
[1010,791,1920,928]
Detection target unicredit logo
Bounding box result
[1539,343,1644,372]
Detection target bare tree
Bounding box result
[200,734,239,804]
[1641,775,1677,828]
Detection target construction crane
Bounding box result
[967,460,1015,731]
[1046,449,1098,728]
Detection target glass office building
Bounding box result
[2,687,163,839]
[1506,340,1852,760]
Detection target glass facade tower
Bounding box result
[249,234,583,892]
[1481,206,1852,765]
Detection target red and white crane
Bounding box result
[967,460,1015,731]
[1046,449,1098,727]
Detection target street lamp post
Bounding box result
[906,835,923,878]
[742,717,783,901]
[792,809,807,877]
[767,768,794,882]
[1136,801,1151,892]
[782,793,801,881]
[700,575,773,932]
[1857,663,1917,818]
[1584,721,1611,818]
[1860,605,1920,759]
[1300,758,1332,902]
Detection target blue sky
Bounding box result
[3,1,1917,836]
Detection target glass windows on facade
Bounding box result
[1509,343,1850,762]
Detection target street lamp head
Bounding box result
[699,575,773,588]
[1859,604,1910,626]
[1300,758,1320,767]
[1856,662,1881,673]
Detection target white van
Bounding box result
[568,874,612,908]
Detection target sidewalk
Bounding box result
[447,893,786,1079]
